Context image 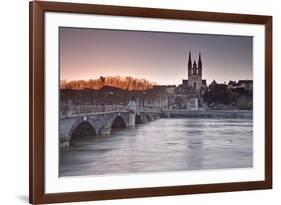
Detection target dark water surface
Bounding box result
[59,118,253,177]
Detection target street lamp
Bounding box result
[142,91,146,109]
[103,91,114,112]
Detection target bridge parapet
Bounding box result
[60,110,129,119]
[60,104,162,118]
[60,104,129,117]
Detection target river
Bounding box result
[59,118,253,177]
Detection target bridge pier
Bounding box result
[128,111,136,127]
[100,127,111,135]
[128,100,137,127]
[60,135,70,150]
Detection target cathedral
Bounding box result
[182,51,207,93]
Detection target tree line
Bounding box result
[60,76,155,91]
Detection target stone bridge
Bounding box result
[60,110,160,148]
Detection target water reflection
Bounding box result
[59,118,253,177]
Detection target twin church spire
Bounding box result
[188,51,202,78]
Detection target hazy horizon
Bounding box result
[60,27,253,85]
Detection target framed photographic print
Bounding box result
[29,1,272,204]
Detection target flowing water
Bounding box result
[59,118,253,177]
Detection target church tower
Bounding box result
[188,51,192,78]
[187,51,203,90]
[198,52,202,76]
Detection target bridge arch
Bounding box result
[70,120,97,138]
[111,115,127,129]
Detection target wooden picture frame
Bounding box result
[29,1,272,204]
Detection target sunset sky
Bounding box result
[59,27,253,85]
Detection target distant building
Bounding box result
[237,80,253,91]
[187,98,198,110]
[227,80,253,91]
[152,85,176,94]
[182,51,207,93]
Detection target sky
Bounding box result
[60,27,253,85]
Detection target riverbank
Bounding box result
[161,110,252,119]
